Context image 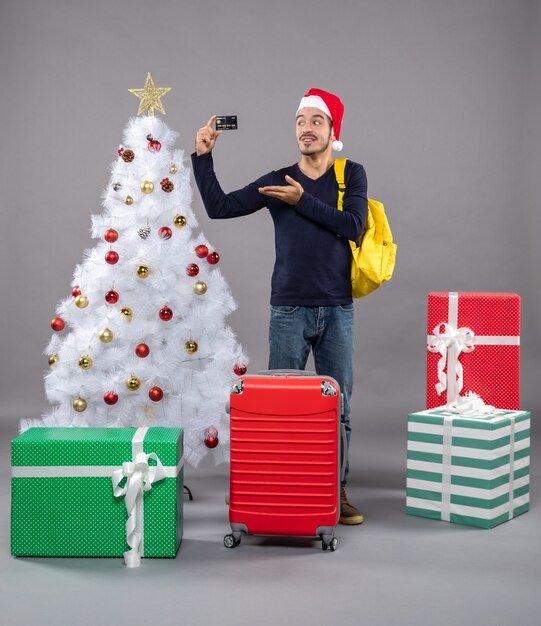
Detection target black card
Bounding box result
[215,115,238,130]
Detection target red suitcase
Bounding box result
[224,370,344,551]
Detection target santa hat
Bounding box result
[296,88,344,152]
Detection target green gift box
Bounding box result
[406,407,530,529]
[11,427,183,566]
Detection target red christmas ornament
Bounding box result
[104,391,119,405]
[148,139,162,153]
[105,250,119,265]
[195,244,209,258]
[51,317,65,332]
[105,289,119,304]
[159,306,173,321]
[204,426,219,449]
[104,228,118,243]
[158,226,172,240]
[234,363,247,376]
[186,263,199,277]
[148,386,164,402]
[207,251,220,265]
[72,285,81,297]
[135,342,150,358]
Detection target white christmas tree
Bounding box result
[25,74,248,467]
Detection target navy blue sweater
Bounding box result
[191,152,368,306]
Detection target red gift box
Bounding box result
[426,292,520,409]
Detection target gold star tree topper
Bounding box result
[128,72,171,116]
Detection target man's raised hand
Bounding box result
[195,115,223,156]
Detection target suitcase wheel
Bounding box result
[224,534,241,549]
[321,535,338,552]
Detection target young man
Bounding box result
[192,88,367,524]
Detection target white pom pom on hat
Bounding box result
[297,88,345,152]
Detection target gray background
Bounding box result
[1,1,540,625]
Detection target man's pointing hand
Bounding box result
[259,175,304,205]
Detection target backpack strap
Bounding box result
[334,158,347,211]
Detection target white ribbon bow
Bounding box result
[112,451,166,568]
[445,391,496,416]
[427,323,475,397]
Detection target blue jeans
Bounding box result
[268,305,355,486]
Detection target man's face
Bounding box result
[295,107,333,156]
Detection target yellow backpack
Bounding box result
[334,158,396,298]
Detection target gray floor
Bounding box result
[1,421,540,626]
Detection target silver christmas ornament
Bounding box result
[138,225,151,239]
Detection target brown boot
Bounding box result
[339,487,364,525]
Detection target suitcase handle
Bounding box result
[257,369,317,377]
[340,423,347,483]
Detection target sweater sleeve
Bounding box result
[191,152,270,219]
[294,162,368,241]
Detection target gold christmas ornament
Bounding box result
[136,264,151,279]
[126,375,141,391]
[193,280,207,295]
[169,163,178,174]
[140,180,154,194]
[99,327,113,343]
[184,340,198,354]
[128,72,171,116]
[78,355,93,370]
[124,195,134,205]
[173,214,187,228]
[120,307,133,320]
[75,294,89,308]
[48,354,59,366]
[73,397,87,412]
